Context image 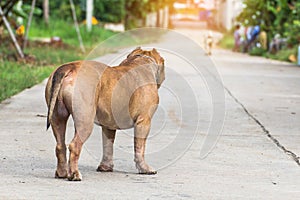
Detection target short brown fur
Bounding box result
[45,47,165,181]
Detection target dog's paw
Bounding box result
[136,163,157,175]
[55,169,68,179]
[138,169,157,175]
[97,164,113,172]
[67,171,82,181]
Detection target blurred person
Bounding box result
[269,33,287,53]
[244,25,260,52]
[259,31,267,50]
[242,26,251,52]
[233,24,241,52]
[245,26,252,42]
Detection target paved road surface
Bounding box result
[1,24,300,199]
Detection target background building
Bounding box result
[215,0,244,30]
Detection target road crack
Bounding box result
[225,87,300,167]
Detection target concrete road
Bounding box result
[1,26,300,199]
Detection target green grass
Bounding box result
[28,19,116,48]
[0,61,55,102]
[27,19,164,50]
[26,19,165,61]
[25,46,85,65]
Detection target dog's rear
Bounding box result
[45,60,108,180]
[45,62,80,129]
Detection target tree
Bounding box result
[0,1,25,58]
[125,0,147,30]
[93,0,125,23]
[43,0,49,25]
[86,0,93,32]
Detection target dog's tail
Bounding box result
[46,64,76,130]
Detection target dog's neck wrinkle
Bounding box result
[135,54,157,65]
[121,54,156,66]
[121,54,160,86]
[134,55,160,85]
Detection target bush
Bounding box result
[249,47,267,56]
[265,47,298,63]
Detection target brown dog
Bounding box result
[45,47,165,181]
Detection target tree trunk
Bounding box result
[23,0,36,50]
[69,0,85,52]
[156,10,160,27]
[86,0,93,32]
[43,0,49,25]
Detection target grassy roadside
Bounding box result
[0,62,54,102]
[28,20,117,49]
[218,32,298,64]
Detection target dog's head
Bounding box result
[126,47,165,88]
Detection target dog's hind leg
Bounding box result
[97,127,116,172]
[51,101,69,178]
[134,117,157,175]
[68,111,95,181]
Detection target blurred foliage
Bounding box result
[48,0,82,21]
[0,1,170,103]
[125,0,175,29]
[237,0,300,46]
[12,0,175,29]
[93,0,125,23]
[265,46,298,62]
[249,47,267,56]
[0,0,40,27]
[124,0,148,29]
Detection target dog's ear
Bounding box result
[152,48,159,55]
[151,48,163,64]
[150,48,158,59]
[149,48,165,87]
[127,47,143,58]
